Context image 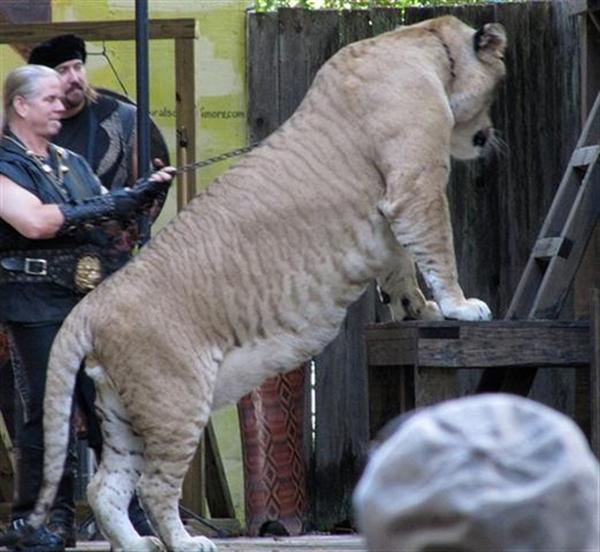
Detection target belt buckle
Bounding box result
[24,258,48,276]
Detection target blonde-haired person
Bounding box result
[0,64,174,552]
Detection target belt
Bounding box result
[0,246,107,294]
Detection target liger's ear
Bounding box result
[473,23,506,61]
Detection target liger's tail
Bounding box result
[28,303,94,529]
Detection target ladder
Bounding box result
[477,91,600,395]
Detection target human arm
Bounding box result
[0,174,63,239]
[0,167,174,239]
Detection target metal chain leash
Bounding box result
[171,143,260,176]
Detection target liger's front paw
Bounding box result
[440,298,492,321]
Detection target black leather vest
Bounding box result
[0,134,103,253]
[0,134,122,322]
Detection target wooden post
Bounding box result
[591,289,600,457]
[575,7,600,319]
[368,365,414,439]
[173,34,203,517]
[367,329,416,438]
[175,36,197,209]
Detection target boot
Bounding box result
[47,444,77,548]
[0,447,64,551]
[0,519,65,552]
[47,510,75,548]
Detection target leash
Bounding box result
[171,143,260,176]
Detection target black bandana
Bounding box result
[28,34,86,68]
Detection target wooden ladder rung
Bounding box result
[533,237,573,261]
[571,145,600,168]
[478,91,600,395]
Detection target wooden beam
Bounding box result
[367,319,594,422]
[575,14,600,319]
[0,19,196,44]
[175,36,197,209]
[571,144,600,167]
[177,38,200,511]
[366,321,590,369]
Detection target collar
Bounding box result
[427,28,456,81]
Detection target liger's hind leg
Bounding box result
[138,442,216,552]
[85,363,164,552]
[134,401,216,548]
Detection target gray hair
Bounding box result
[3,64,60,121]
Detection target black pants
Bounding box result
[8,321,62,450]
[75,368,103,455]
[7,320,102,451]
[6,321,79,522]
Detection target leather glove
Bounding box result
[122,176,171,214]
[57,171,174,235]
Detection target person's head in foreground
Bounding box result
[353,394,600,552]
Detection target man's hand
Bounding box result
[127,166,176,212]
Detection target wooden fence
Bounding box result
[247,1,581,530]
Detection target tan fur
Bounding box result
[31,16,506,552]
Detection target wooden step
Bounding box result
[532,236,573,261]
[571,144,600,168]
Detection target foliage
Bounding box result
[254,0,494,11]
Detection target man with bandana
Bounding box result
[28,34,138,193]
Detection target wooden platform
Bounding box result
[366,319,596,450]
[67,535,366,551]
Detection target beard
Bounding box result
[63,86,86,110]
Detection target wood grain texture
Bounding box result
[0,19,196,43]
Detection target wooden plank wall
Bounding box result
[247,1,582,530]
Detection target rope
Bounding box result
[98,43,131,97]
